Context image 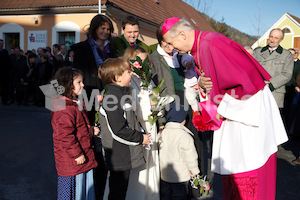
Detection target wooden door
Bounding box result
[294,37,300,49]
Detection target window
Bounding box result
[0,23,24,51]
[282,28,291,34]
[5,33,19,53]
[58,32,75,50]
[52,21,80,50]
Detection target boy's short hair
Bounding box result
[98,58,131,84]
[122,15,139,30]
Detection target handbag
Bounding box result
[193,89,223,131]
[192,32,223,132]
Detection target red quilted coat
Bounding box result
[51,97,97,177]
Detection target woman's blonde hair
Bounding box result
[123,45,152,67]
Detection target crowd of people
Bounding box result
[0,14,299,200]
[0,40,75,106]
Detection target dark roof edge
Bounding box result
[0,5,100,15]
[105,4,159,27]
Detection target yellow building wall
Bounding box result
[0,14,98,51]
[0,13,157,52]
[258,17,300,50]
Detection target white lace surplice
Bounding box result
[211,85,288,175]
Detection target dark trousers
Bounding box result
[160,179,189,200]
[16,84,29,105]
[283,86,296,128]
[0,75,10,104]
[94,151,108,200]
[108,169,130,200]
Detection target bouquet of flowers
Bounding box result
[190,174,211,197]
[130,56,151,89]
[147,79,174,125]
[129,56,174,126]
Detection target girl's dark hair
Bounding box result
[27,52,37,59]
[87,14,114,41]
[53,67,83,99]
[41,54,48,60]
[67,49,74,57]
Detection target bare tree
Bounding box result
[251,5,262,39]
[184,0,213,16]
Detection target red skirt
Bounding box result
[222,153,277,200]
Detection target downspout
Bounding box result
[98,0,101,14]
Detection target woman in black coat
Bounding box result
[71,14,113,97]
[71,14,114,200]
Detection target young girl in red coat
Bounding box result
[51,67,99,200]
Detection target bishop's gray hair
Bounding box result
[169,18,194,38]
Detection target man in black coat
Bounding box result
[284,48,300,128]
[0,39,11,105]
[9,46,27,104]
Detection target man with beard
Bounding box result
[253,28,293,113]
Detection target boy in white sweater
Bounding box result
[158,103,200,200]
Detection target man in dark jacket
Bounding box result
[284,48,300,127]
[9,46,27,104]
[0,39,11,105]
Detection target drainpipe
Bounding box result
[98,0,101,14]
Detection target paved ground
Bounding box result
[0,102,299,200]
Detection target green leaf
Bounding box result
[153,78,165,95]
[136,56,142,65]
[95,111,99,124]
[157,78,165,89]
[103,85,109,95]
[132,67,141,76]
[153,115,158,122]
[149,94,158,104]
[204,190,208,197]
[142,57,149,73]
[153,87,160,95]
[146,70,152,82]
[194,178,199,186]
[160,88,166,95]
[129,59,136,64]
[148,116,154,125]
[200,188,204,195]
